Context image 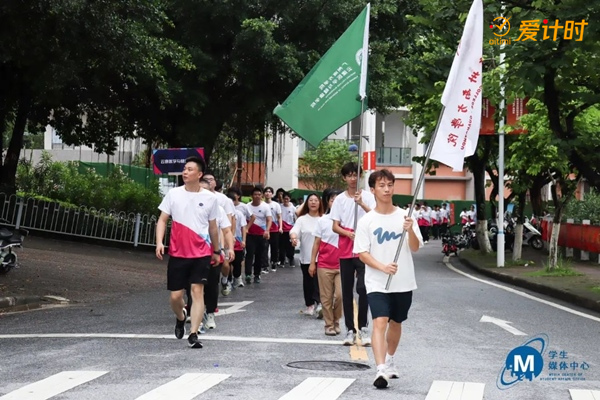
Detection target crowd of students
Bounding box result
[156,157,424,389]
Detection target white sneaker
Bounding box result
[358,327,371,346]
[373,370,389,389]
[315,303,323,319]
[342,330,356,346]
[205,313,216,329]
[303,305,315,316]
[221,282,232,296]
[385,361,399,379]
[234,277,244,287]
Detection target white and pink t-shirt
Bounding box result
[329,190,376,259]
[313,214,340,269]
[246,202,272,235]
[266,201,282,233]
[158,186,219,258]
[233,209,247,251]
[280,204,296,232]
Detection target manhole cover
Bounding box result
[287,361,370,372]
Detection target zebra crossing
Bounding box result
[0,371,597,399]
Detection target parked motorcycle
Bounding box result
[0,223,28,274]
[522,220,544,250]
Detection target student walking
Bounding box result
[245,187,272,284]
[279,192,297,267]
[309,189,342,336]
[290,193,323,316]
[354,169,423,389]
[155,156,222,349]
[330,162,376,346]
[264,187,282,272]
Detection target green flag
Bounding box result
[273,4,370,148]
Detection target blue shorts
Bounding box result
[367,291,413,323]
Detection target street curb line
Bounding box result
[0,295,43,312]
[458,255,600,315]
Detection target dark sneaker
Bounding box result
[188,332,203,348]
[175,309,186,339]
[254,276,261,284]
[245,275,252,284]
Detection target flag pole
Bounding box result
[385,106,446,290]
[353,97,367,231]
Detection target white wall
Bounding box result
[265,132,299,190]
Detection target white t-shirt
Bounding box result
[330,189,376,258]
[290,214,320,264]
[235,202,251,220]
[246,202,272,235]
[214,191,235,217]
[233,209,247,250]
[280,204,296,231]
[266,201,282,232]
[313,214,340,269]
[158,186,219,258]
[353,207,423,294]
[216,205,232,248]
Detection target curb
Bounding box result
[0,296,43,313]
[458,256,600,315]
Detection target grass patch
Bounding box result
[591,286,600,294]
[525,268,583,277]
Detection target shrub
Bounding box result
[16,152,162,215]
[564,190,600,225]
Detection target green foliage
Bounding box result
[16,152,161,215]
[525,260,583,277]
[592,286,600,294]
[565,190,600,224]
[299,141,357,191]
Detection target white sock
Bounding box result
[385,353,395,364]
[220,275,228,285]
[377,364,387,372]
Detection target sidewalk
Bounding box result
[458,246,600,314]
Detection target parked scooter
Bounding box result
[523,219,544,250]
[0,222,28,274]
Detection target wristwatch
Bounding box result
[213,250,221,255]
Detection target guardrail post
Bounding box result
[581,219,590,261]
[566,219,574,258]
[15,198,24,229]
[133,213,141,247]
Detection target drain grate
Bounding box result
[287,361,370,372]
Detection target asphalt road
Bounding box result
[0,241,599,399]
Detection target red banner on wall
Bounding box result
[541,220,600,253]
[506,97,529,134]
[480,97,496,135]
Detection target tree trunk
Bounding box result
[236,137,243,189]
[548,221,560,269]
[471,156,492,253]
[0,95,30,194]
[513,224,523,261]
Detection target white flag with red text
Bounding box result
[430,0,483,171]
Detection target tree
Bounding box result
[299,141,356,191]
[0,1,191,193]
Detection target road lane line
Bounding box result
[0,370,108,400]
[569,389,600,400]
[0,333,342,345]
[279,377,355,400]
[445,261,600,323]
[425,380,485,400]
[135,373,229,400]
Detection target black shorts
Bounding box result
[367,291,413,323]
[167,256,211,291]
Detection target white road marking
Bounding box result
[425,380,485,400]
[479,315,527,336]
[278,377,355,400]
[215,301,253,315]
[445,261,600,323]
[0,333,342,345]
[0,370,108,400]
[135,373,229,400]
[570,389,600,400]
